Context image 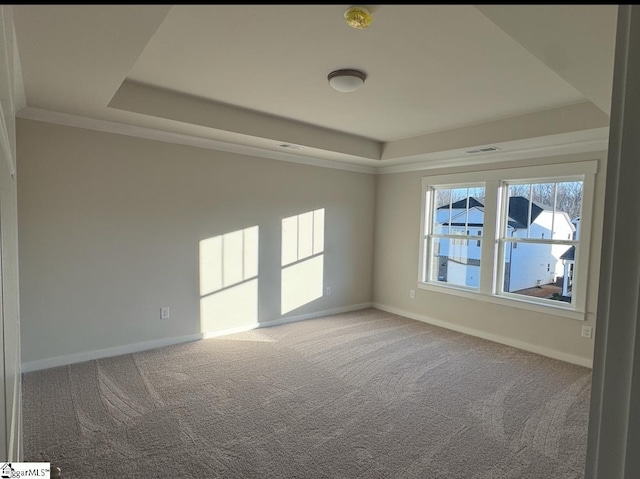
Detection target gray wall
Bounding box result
[17,117,607,369]
[373,152,607,365]
[17,119,376,364]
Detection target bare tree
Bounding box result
[435,187,485,208]
[508,181,582,219]
[436,181,583,220]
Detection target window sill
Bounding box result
[416,282,586,321]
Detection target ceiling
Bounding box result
[12,5,618,171]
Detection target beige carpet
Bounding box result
[23,308,591,478]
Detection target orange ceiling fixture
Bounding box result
[344,7,373,30]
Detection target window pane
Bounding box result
[556,181,583,237]
[432,186,485,236]
[502,240,575,304]
[507,184,532,235]
[434,188,452,234]
[507,181,582,240]
[531,182,556,208]
[430,237,481,288]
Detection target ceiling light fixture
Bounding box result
[344,6,373,30]
[328,69,367,93]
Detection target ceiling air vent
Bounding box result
[277,143,301,150]
[465,146,501,154]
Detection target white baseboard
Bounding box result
[202,302,373,338]
[21,333,203,373]
[259,302,374,328]
[372,303,593,369]
[22,302,591,371]
[22,303,373,372]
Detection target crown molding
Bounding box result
[17,107,610,177]
[16,107,378,175]
[377,132,609,175]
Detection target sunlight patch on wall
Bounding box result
[200,279,258,332]
[281,209,325,314]
[199,226,259,332]
[282,255,324,315]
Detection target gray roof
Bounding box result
[560,246,575,261]
[439,196,553,229]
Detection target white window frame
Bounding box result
[418,160,597,321]
[423,184,485,291]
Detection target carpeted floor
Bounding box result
[23,308,592,478]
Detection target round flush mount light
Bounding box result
[344,6,373,30]
[328,69,367,93]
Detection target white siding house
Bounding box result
[434,201,484,287]
[436,197,575,292]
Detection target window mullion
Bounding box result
[552,183,557,239]
[465,188,470,233]
[418,184,431,283]
[527,183,533,238]
[479,179,500,295]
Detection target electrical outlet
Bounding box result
[161,307,170,320]
[325,287,331,296]
[581,325,592,339]
[409,290,415,299]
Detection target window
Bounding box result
[423,186,485,289]
[500,180,583,306]
[419,161,596,320]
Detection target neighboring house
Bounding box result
[435,197,575,291]
[434,198,485,288]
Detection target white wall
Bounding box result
[17,119,376,367]
[373,151,606,365]
[0,5,25,461]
